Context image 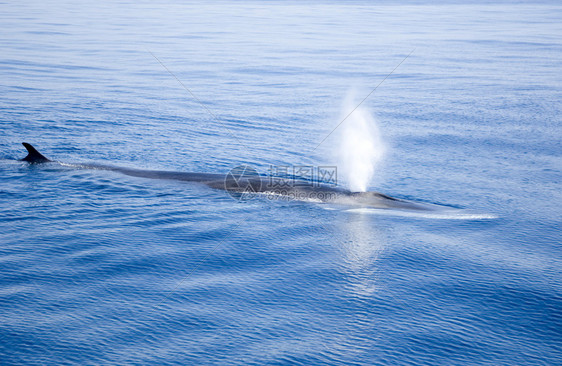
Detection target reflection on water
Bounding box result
[337,212,386,298]
[326,211,388,357]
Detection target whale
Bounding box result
[19,142,433,211]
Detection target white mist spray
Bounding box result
[337,91,386,192]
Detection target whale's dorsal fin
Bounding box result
[21,142,51,163]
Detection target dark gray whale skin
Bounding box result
[19,143,430,210]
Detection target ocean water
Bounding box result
[1,1,561,365]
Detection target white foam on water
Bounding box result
[343,207,499,220]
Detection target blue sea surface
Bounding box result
[1,1,561,365]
